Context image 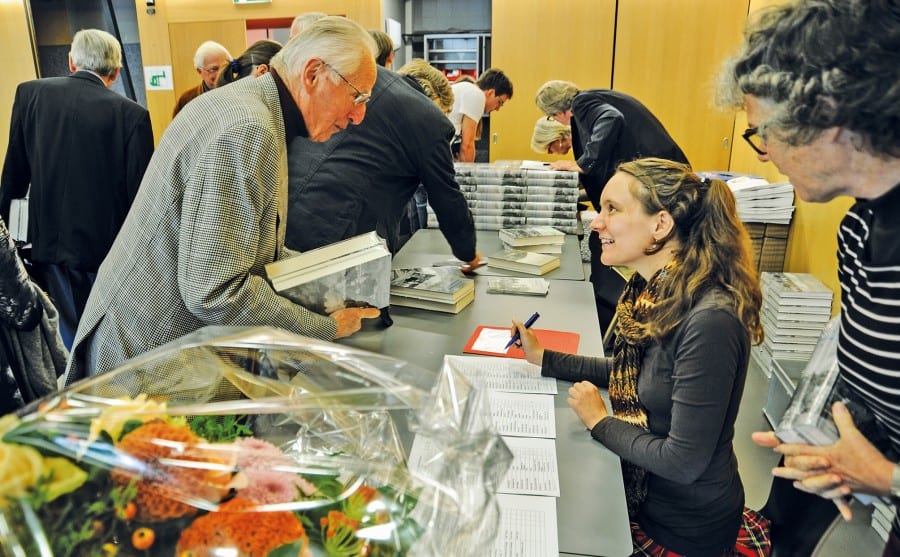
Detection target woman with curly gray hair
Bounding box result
[717,1,900,555]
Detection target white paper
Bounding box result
[498,436,560,497]
[490,494,559,557]
[444,355,557,394]
[471,327,515,353]
[488,392,556,438]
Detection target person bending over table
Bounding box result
[513,158,770,557]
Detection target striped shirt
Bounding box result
[836,183,900,531]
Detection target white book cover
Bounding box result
[266,232,391,313]
[776,317,841,445]
[498,226,565,246]
[501,241,563,254]
[487,248,561,276]
[485,277,551,296]
[761,272,833,298]
[390,267,474,301]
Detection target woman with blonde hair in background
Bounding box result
[531,116,572,155]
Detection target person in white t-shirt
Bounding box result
[448,68,513,162]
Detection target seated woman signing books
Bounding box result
[512,158,770,557]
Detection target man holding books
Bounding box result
[63,17,381,384]
[718,1,900,555]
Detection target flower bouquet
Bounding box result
[0,326,511,556]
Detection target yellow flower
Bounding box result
[0,442,42,505]
[88,394,169,444]
[40,457,88,502]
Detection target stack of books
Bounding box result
[499,226,565,254]
[697,172,795,225]
[265,232,391,314]
[752,272,833,377]
[426,162,580,233]
[487,247,560,276]
[872,500,896,542]
[389,267,475,313]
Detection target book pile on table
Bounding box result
[499,226,565,254]
[872,500,896,542]
[389,266,475,313]
[487,247,560,276]
[426,162,579,233]
[697,171,795,225]
[752,272,833,378]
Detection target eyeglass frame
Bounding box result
[320,60,371,106]
[742,126,767,155]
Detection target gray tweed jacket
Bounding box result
[64,73,337,385]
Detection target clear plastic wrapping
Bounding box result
[0,326,512,556]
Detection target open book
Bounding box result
[265,232,391,314]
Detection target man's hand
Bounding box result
[330,307,382,339]
[549,160,583,173]
[460,251,483,274]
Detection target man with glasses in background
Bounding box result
[64,17,382,384]
[448,68,513,162]
[172,40,231,117]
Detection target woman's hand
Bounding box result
[511,319,544,365]
[331,307,382,339]
[567,381,608,430]
[752,401,895,521]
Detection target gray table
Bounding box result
[342,257,632,556]
[397,228,586,281]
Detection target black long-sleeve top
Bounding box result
[542,289,749,556]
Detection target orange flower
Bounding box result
[112,420,232,522]
[176,498,308,557]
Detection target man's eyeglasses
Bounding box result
[200,65,221,74]
[321,61,371,106]
[742,127,767,155]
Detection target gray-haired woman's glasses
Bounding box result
[742,127,767,155]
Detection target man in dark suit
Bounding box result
[286,64,480,269]
[0,28,154,348]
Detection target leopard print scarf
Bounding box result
[610,260,675,516]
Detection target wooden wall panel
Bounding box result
[489,0,616,163]
[1,1,38,163]
[614,0,749,172]
[169,20,247,108]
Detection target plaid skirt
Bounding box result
[630,507,771,557]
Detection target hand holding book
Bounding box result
[331,306,382,338]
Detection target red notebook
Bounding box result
[462,325,580,359]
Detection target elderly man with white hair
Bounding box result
[172,40,231,117]
[0,28,154,349]
[64,17,380,383]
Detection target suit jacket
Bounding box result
[0,71,154,272]
[64,73,337,384]
[571,89,688,211]
[286,66,476,261]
